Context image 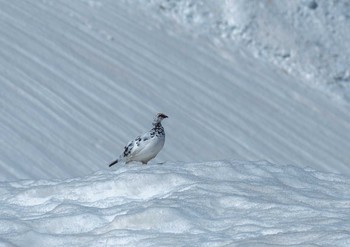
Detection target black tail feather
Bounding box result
[109,159,118,167]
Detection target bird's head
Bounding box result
[153,113,168,125]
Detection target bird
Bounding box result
[109,113,168,167]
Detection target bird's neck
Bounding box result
[152,122,162,129]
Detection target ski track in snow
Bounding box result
[1,1,350,181]
[1,161,350,246]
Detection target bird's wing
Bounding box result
[122,132,154,158]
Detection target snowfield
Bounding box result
[1,0,350,181]
[1,0,350,246]
[1,161,350,246]
[140,0,350,101]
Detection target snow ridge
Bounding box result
[1,160,350,246]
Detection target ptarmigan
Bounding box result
[109,113,168,167]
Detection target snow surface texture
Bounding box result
[1,161,350,246]
[140,0,350,101]
[1,2,350,245]
[1,0,350,180]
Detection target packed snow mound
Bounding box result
[140,0,350,102]
[1,160,350,246]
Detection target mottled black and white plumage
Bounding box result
[109,113,168,167]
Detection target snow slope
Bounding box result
[1,0,350,181]
[1,1,350,245]
[1,160,350,246]
[141,0,350,101]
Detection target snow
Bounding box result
[140,0,350,102]
[1,160,350,246]
[1,0,350,245]
[1,0,350,181]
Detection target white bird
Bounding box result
[109,113,168,167]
